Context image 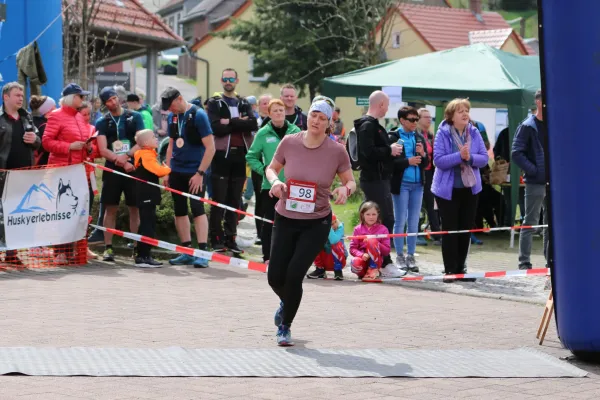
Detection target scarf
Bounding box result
[451,126,476,188]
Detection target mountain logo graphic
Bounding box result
[10,183,56,214]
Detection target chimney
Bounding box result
[470,0,484,23]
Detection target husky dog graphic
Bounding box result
[56,179,78,213]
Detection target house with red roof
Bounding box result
[65,0,182,104]
[380,1,535,61]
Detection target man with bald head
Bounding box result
[353,90,402,236]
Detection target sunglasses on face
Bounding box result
[405,117,419,123]
[222,77,236,83]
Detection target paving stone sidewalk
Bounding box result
[0,253,597,400]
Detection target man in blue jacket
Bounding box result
[511,90,548,270]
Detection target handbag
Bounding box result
[490,159,509,185]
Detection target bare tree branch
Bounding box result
[292,57,363,85]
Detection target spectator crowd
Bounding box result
[0,74,548,279]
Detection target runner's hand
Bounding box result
[188,174,203,195]
[220,119,230,125]
[331,186,348,205]
[123,162,134,173]
[362,253,370,261]
[269,181,287,198]
[162,174,169,188]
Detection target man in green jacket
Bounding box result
[246,99,300,262]
[127,93,153,130]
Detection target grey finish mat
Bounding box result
[0,347,587,378]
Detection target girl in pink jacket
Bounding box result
[350,202,391,281]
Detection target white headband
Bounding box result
[38,97,56,116]
[309,100,333,120]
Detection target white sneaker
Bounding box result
[380,263,407,278]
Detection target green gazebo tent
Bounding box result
[322,43,540,224]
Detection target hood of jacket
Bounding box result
[353,115,379,131]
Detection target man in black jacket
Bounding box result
[0,82,41,265]
[512,89,548,270]
[354,91,402,234]
[205,68,258,253]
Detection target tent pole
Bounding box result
[434,104,445,134]
[507,104,529,229]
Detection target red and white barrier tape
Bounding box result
[371,267,549,283]
[89,224,267,273]
[347,225,548,240]
[85,162,274,224]
[89,224,548,283]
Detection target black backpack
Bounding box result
[346,127,361,171]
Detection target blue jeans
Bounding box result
[392,182,424,255]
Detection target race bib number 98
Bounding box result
[286,179,317,214]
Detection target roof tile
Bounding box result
[398,4,533,54]
[469,28,512,48]
[91,0,182,44]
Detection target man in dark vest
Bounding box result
[205,68,257,253]
[95,87,145,262]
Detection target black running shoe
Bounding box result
[334,270,344,281]
[212,243,227,253]
[307,268,326,279]
[225,238,243,255]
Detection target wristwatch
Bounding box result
[196,170,205,177]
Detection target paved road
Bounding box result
[0,253,598,399]
[123,65,199,105]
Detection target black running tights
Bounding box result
[267,212,331,327]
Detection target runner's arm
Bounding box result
[97,135,119,164]
[337,167,356,195]
[198,135,215,173]
[265,158,284,185]
[127,114,145,158]
[165,139,174,168]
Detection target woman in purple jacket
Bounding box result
[431,99,489,281]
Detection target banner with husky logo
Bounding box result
[0,164,89,250]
